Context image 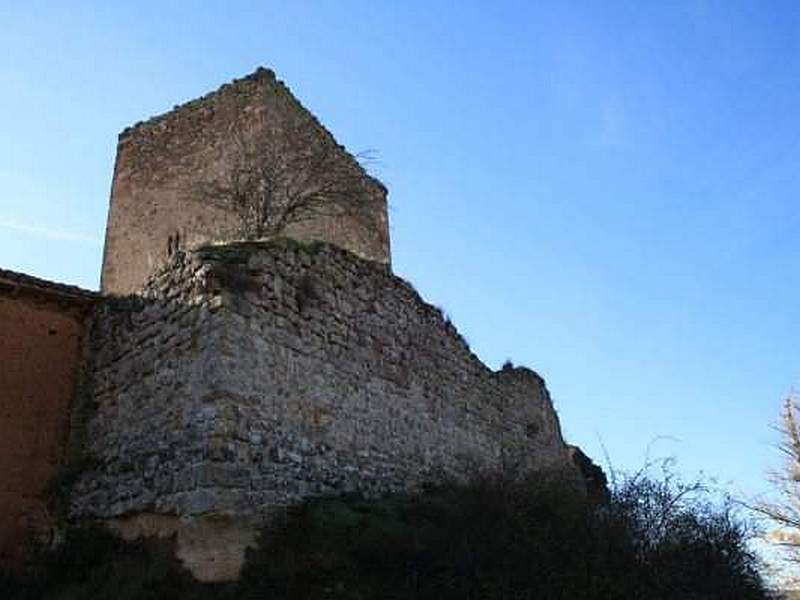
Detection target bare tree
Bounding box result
[750,394,800,562]
[194,112,377,240]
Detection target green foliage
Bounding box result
[2,470,773,599]
[241,471,769,599]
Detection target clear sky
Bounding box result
[1,1,799,502]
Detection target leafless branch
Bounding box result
[743,394,800,563]
[194,112,378,240]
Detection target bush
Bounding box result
[2,468,772,599]
[239,469,769,599]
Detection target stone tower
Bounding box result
[100,68,390,296]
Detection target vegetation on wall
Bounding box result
[192,106,379,241]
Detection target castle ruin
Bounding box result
[101,68,390,296]
[0,68,596,581]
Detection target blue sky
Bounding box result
[1,1,799,501]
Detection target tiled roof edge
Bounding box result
[0,268,98,302]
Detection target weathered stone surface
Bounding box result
[569,445,610,505]
[101,67,390,296]
[108,513,258,582]
[72,240,580,579]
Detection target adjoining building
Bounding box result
[0,269,97,562]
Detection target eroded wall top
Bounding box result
[101,68,390,296]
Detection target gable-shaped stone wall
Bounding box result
[101,68,390,296]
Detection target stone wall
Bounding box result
[73,240,577,579]
[0,272,95,562]
[101,68,390,296]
